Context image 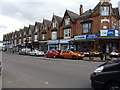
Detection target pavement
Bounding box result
[2,52,104,88]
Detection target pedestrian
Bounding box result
[99,51,104,60]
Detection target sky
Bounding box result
[0,0,120,41]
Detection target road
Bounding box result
[2,52,103,88]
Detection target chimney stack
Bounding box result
[80,5,83,15]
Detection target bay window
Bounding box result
[34,35,38,42]
[64,29,71,39]
[52,31,57,40]
[101,6,109,16]
[82,23,92,34]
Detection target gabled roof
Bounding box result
[43,19,51,28]
[61,9,79,24]
[66,10,79,22]
[28,25,34,32]
[35,22,42,29]
[53,15,62,25]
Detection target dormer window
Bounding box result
[52,21,57,28]
[20,32,22,37]
[24,32,26,35]
[29,30,31,34]
[35,27,38,32]
[101,6,109,16]
[42,34,46,40]
[65,18,70,25]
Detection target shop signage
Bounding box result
[74,35,86,40]
[86,34,100,39]
[100,30,118,36]
[60,38,74,44]
[47,40,59,44]
[74,34,100,40]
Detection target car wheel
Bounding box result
[72,56,77,60]
[53,55,56,58]
[60,55,64,59]
[106,82,120,90]
[45,55,48,58]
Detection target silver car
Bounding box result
[29,50,45,56]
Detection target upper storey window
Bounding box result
[101,6,109,16]
[65,18,70,25]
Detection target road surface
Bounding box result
[2,52,103,88]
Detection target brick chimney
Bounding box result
[80,5,83,15]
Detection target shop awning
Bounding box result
[69,39,95,42]
[97,36,120,40]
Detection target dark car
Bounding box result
[90,60,120,90]
[45,49,60,58]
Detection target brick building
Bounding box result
[71,0,120,53]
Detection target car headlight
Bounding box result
[94,66,104,73]
[78,54,81,56]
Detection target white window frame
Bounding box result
[101,6,109,16]
[52,31,57,40]
[35,26,38,32]
[23,38,26,43]
[52,21,57,28]
[24,32,26,35]
[65,18,70,25]
[19,39,21,44]
[34,35,38,41]
[42,34,46,40]
[64,29,71,39]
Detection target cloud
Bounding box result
[0,0,120,41]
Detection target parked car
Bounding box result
[90,60,120,90]
[0,61,2,76]
[19,48,31,55]
[60,50,84,60]
[45,49,60,58]
[29,50,45,56]
[110,51,120,57]
[84,51,102,57]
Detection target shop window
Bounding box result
[82,23,92,34]
[65,18,70,25]
[101,6,109,16]
[52,32,57,40]
[64,29,71,39]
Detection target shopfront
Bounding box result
[59,38,74,50]
[39,41,48,52]
[47,40,59,51]
[73,34,100,51]
[97,30,120,53]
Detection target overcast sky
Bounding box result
[0,0,119,41]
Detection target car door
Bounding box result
[61,50,67,58]
[67,51,73,58]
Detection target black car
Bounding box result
[90,60,120,90]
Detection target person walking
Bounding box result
[99,51,104,60]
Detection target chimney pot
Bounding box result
[80,5,83,15]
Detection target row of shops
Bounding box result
[5,30,120,53]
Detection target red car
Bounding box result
[45,50,60,58]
